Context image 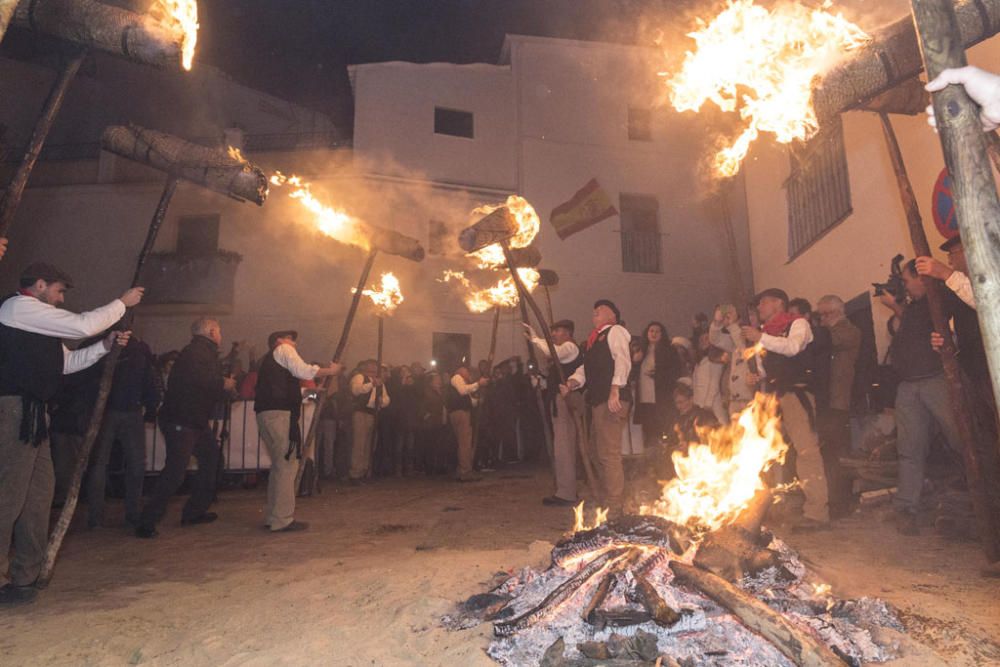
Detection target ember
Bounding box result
[664,0,869,177]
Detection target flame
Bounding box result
[227,146,246,164]
[270,171,370,252]
[572,501,609,533]
[640,393,788,533]
[153,0,199,71]
[665,0,869,177]
[440,267,539,313]
[356,272,404,315]
[470,195,540,269]
[742,342,766,362]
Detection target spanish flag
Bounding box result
[549,178,618,240]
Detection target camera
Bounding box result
[872,254,906,303]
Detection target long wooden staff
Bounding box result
[910,0,1000,562]
[296,250,378,494]
[502,242,597,491]
[879,113,1000,561]
[39,175,178,585]
[368,315,384,478]
[0,49,85,237]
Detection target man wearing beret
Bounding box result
[0,262,142,604]
[562,300,632,515]
[256,331,341,532]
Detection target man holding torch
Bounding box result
[256,331,341,532]
[349,360,390,484]
[561,300,632,515]
[0,262,141,605]
[524,319,583,506]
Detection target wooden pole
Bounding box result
[909,0,1000,562]
[670,562,846,667]
[0,49,85,237]
[297,250,378,494]
[542,286,555,325]
[368,316,384,478]
[487,306,501,369]
[716,181,749,306]
[39,175,178,586]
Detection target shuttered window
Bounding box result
[786,116,852,259]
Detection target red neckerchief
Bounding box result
[762,311,802,336]
[18,289,34,298]
[586,324,611,350]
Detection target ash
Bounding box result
[445,532,902,666]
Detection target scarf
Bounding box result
[761,311,802,337]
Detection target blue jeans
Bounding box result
[87,408,146,526]
[894,374,962,513]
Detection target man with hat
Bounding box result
[742,287,828,524]
[256,330,341,532]
[349,359,391,483]
[562,300,632,514]
[916,236,976,309]
[525,319,583,506]
[0,262,142,604]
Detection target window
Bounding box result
[177,214,220,256]
[434,107,474,138]
[619,194,661,274]
[627,106,652,141]
[786,116,852,259]
[432,332,471,374]
[428,219,449,256]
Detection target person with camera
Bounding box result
[878,260,964,535]
[742,288,827,524]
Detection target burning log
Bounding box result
[12,0,186,69]
[506,243,541,268]
[101,125,267,205]
[551,515,689,569]
[693,488,780,581]
[670,561,846,667]
[458,206,517,253]
[813,0,1000,122]
[367,224,425,262]
[582,548,644,625]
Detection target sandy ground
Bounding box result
[1,465,998,666]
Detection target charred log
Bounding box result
[366,224,425,262]
[458,206,517,252]
[671,561,846,667]
[101,125,267,205]
[13,0,183,68]
[693,488,780,581]
[538,268,559,287]
[632,573,681,627]
[814,0,1000,123]
[551,515,691,569]
[506,243,542,268]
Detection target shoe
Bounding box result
[542,496,578,507]
[0,583,37,606]
[456,474,483,483]
[272,520,309,533]
[181,512,218,526]
[894,511,919,536]
[135,525,158,539]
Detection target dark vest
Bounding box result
[352,372,376,414]
[253,348,302,413]
[761,320,810,393]
[446,377,474,412]
[583,325,625,407]
[0,295,65,402]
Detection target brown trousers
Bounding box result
[591,401,629,511]
[449,410,474,477]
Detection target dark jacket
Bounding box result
[159,335,225,429]
[108,339,161,414]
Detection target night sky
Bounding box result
[197,0,699,110]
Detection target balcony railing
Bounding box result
[621,230,662,274]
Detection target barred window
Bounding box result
[786,116,852,259]
[619,193,661,274]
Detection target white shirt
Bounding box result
[450,373,480,407]
[0,294,126,374]
[759,318,813,358]
[569,324,632,390]
[350,372,390,408]
[529,336,580,364]
[946,271,976,309]
[272,343,319,380]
